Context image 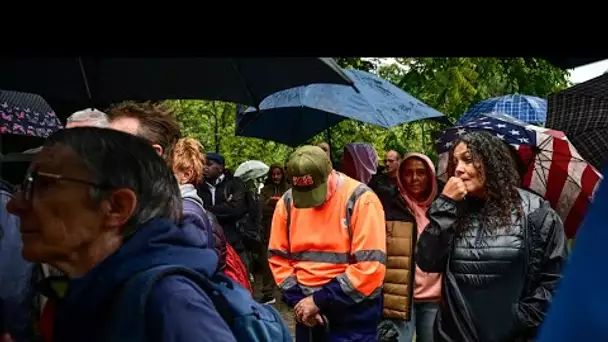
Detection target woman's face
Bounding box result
[271,168,283,184]
[452,142,485,197]
[402,158,430,200]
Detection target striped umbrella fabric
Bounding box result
[435,113,603,238]
[546,73,608,171]
[457,94,547,125]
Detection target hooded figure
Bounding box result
[258,164,290,304]
[378,152,441,342]
[341,143,378,184]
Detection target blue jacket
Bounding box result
[536,164,607,342]
[52,216,236,342]
[0,189,35,342]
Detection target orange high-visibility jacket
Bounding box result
[268,172,386,324]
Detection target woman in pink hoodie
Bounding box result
[372,152,441,342]
[396,153,441,342]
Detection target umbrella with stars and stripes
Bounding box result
[434,112,603,238]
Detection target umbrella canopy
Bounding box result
[546,73,608,170]
[543,57,607,70]
[457,94,547,125]
[0,90,63,138]
[0,58,353,109]
[234,160,270,182]
[234,160,269,193]
[235,69,448,146]
[435,113,602,238]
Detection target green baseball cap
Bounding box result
[287,145,332,208]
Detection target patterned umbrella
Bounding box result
[0,90,63,138]
[546,73,608,171]
[435,113,602,238]
[457,94,547,125]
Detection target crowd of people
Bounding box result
[0,101,569,342]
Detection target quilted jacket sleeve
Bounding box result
[515,200,568,339]
[416,195,461,273]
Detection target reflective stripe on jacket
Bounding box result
[268,172,387,327]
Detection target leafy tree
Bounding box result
[168,100,294,170]
[334,58,375,72]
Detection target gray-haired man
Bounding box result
[65,108,109,129]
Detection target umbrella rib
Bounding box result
[230,59,259,110]
[78,57,93,100]
[535,152,586,193]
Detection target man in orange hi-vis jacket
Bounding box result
[268,145,387,341]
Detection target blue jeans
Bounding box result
[380,302,439,342]
[414,302,439,342]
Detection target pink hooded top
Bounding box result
[342,143,378,184]
[397,152,442,302]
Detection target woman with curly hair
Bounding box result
[416,131,568,342]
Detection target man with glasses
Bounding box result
[4,127,235,342]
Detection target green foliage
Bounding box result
[167,100,294,170]
[334,57,375,72]
[168,58,570,170]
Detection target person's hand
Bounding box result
[294,296,320,324]
[1,333,13,342]
[442,176,467,201]
[302,313,325,327]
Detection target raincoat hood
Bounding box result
[54,217,217,340]
[343,143,378,184]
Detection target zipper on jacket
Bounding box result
[474,215,485,247]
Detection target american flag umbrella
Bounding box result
[435,113,603,238]
[457,94,547,126]
[546,73,608,171]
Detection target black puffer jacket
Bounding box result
[416,189,568,342]
[197,174,248,249]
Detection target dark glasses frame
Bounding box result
[16,171,106,202]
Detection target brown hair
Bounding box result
[172,137,206,185]
[106,101,181,164]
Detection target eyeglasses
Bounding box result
[15,171,105,202]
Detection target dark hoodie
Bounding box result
[52,217,236,342]
[260,165,289,242]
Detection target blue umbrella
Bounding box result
[457,94,547,125]
[235,69,448,146]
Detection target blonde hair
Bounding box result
[172,137,205,185]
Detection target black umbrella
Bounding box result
[0,58,354,111]
[546,73,608,170]
[543,57,607,70]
